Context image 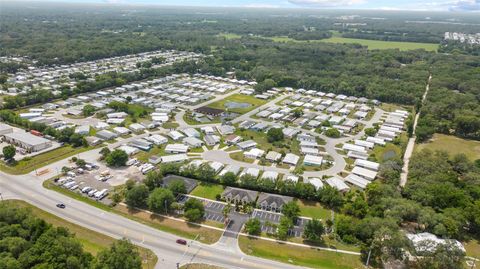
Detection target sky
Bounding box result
[22,0,480,11]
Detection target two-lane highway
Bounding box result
[0,168,305,269]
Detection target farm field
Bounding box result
[266,35,438,51]
[415,133,480,160]
[217,33,242,40]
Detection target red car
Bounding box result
[176,239,187,245]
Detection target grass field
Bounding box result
[3,200,158,269]
[415,133,480,160]
[207,94,267,114]
[372,142,403,163]
[296,199,331,220]
[238,236,363,269]
[217,33,242,40]
[190,183,225,200]
[0,145,96,175]
[266,35,438,51]
[464,239,480,258]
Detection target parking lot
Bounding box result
[176,194,227,223]
[252,209,307,237]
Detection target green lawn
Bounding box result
[190,183,225,200]
[234,128,302,156]
[0,145,96,175]
[416,133,480,160]
[380,103,413,113]
[207,94,268,114]
[266,35,438,51]
[3,200,158,269]
[238,236,363,269]
[162,121,179,129]
[229,151,255,164]
[296,199,331,220]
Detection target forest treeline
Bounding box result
[1,2,480,141]
[0,203,143,269]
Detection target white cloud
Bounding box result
[288,0,367,7]
[243,3,281,8]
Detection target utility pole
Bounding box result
[365,247,372,267]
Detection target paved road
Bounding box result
[0,170,306,269]
[400,74,431,187]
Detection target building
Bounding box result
[183,136,203,148]
[0,124,14,135]
[96,130,118,140]
[161,154,188,163]
[261,171,278,181]
[168,130,185,141]
[221,187,258,205]
[344,174,370,189]
[218,165,241,177]
[257,193,293,212]
[303,154,323,166]
[282,153,300,166]
[237,140,257,150]
[204,135,220,146]
[352,166,377,181]
[307,178,324,190]
[194,106,224,116]
[265,151,281,162]
[165,144,189,154]
[244,148,265,159]
[406,232,465,254]
[3,132,52,152]
[326,177,350,192]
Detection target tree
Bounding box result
[324,128,341,138]
[266,128,284,143]
[303,219,325,241]
[244,218,261,235]
[2,145,16,161]
[82,104,95,117]
[277,216,293,240]
[147,188,174,214]
[281,201,300,221]
[184,198,205,222]
[105,149,128,167]
[168,179,187,194]
[364,127,377,137]
[184,208,203,223]
[143,170,163,191]
[75,158,86,168]
[220,172,237,185]
[69,133,86,147]
[93,239,142,269]
[99,147,111,160]
[292,108,303,118]
[125,184,149,208]
[254,78,276,93]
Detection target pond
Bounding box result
[382,150,397,161]
[224,101,251,109]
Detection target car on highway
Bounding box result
[176,239,187,245]
[56,203,66,209]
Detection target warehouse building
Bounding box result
[3,132,52,153]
